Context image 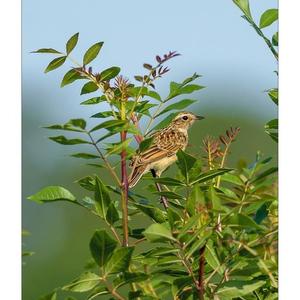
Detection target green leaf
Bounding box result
[27,186,76,203]
[61,69,83,87]
[146,90,162,101]
[66,32,79,55]
[251,167,278,183]
[267,88,278,105]
[32,48,62,54]
[205,240,225,275]
[186,231,211,258]
[135,203,166,223]
[207,186,221,211]
[39,291,57,300]
[89,230,117,267]
[272,32,278,46]
[233,0,252,19]
[187,185,204,215]
[49,135,90,145]
[153,177,185,187]
[220,173,243,185]
[44,56,67,73]
[96,131,119,143]
[143,223,176,242]
[265,130,278,143]
[91,111,114,118]
[167,207,182,229]
[116,272,149,287]
[106,203,120,225]
[128,291,144,300]
[62,272,101,292]
[131,101,157,116]
[106,139,132,156]
[100,66,121,81]
[71,153,99,159]
[156,99,197,117]
[90,120,127,133]
[151,112,177,131]
[80,96,106,105]
[176,150,197,182]
[129,86,149,97]
[76,176,95,191]
[44,118,86,132]
[226,213,263,230]
[22,251,35,257]
[172,277,193,297]
[259,9,278,29]
[216,280,265,298]
[190,168,233,185]
[83,42,104,65]
[178,214,201,239]
[105,247,134,275]
[138,137,154,152]
[265,119,278,131]
[80,81,99,95]
[68,118,86,129]
[254,203,269,224]
[94,177,111,218]
[167,84,204,101]
[165,73,204,101]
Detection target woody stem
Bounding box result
[150,169,168,210]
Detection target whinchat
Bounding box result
[128,112,204,187]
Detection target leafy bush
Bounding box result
[27,5,278,298]
[233,0,278,143]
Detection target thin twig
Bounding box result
[86,132,121,187]
[150,169,169,209]
[102,278,125,300]
[243,15,278,61]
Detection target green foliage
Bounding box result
[89,230,117,267]
[44,56,67,73]
[83,42,104,65]
[29,32,278,300]
[27,186,76,203]
[259,9,278,29]
[99,66,121,81]
[104,247,134,275]
[232,0,278,144]
[62,272,101,292]
[66,32,79,55]
[233,0,252,19]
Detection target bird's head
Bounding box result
[171,111,204,130]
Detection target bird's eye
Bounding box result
[182,116,188,120]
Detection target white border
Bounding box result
[0,0,298,299]
[279,0,300,298]
[0,0,21,299]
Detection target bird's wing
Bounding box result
[134,129,187,166]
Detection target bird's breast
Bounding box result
[149,155,178,174]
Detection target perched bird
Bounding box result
[128,111,204,187]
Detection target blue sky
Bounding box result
[23,0,277,122]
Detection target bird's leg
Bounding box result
[150,169,168,209]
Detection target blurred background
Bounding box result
[22,0,277,299]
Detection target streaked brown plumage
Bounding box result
[128,112,204,187]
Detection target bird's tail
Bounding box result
[128,165,147,188]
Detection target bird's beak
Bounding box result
[195,115,205,120]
